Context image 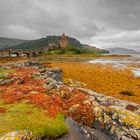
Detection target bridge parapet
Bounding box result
[9,49,22,56]
[0,49,42,57]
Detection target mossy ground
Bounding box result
[0,102,68,139]
[0,66,68,139]
[0,64,94,138]
[0,68,16,74]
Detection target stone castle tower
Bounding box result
[59,33,68,48]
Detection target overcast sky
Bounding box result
[0,0,140,50]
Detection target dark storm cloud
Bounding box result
[0,0,140,50]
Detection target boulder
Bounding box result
[59,117,111,140]
[0,130,33,140]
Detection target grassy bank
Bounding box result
[0,102,68,138]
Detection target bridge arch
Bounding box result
[10,51,20,57]
[1,49,43,58]
[32,52,37,56]
[22,52,30,57]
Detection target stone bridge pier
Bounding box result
[0,49,42,57]
[10,50,42,57]
[9,49,22,57]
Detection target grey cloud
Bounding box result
[0,0,140,50]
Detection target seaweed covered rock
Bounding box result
[45,68,62,82]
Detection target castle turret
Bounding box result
[59,33,68,48]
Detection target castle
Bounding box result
[59,33,68,48]
[43,33,69,50]
[0,33,69,57]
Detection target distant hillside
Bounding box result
[107,47,140,54]
[0,37,28,50]
[83,44,109,53]
[9,36,83,50]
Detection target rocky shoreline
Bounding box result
[0,61,140,140]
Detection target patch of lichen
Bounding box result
[109,107,140,128]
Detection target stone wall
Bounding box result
[0,50,10,57]
[0,50,41,57]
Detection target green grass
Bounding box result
[0,102,68,139]
[0,68,16,79]
[0,75,9,79]
[0,68,16,74]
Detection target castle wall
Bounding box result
[59,33,68,48]
[0,50,10,57]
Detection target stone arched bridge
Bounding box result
[0,49,42,57]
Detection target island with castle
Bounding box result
[0,33,69,57]
[0,33,109,57]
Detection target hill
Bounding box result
[9,35,83,51]
[107,47,140,54]
[0,35,109,54]
[83,44,109,54]
[0,37,28,50]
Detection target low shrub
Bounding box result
[55,49,65,54]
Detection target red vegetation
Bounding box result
[0,66,95,125]
[0,67,47,104]
[66,90,95,126]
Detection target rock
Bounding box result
[68,104,80,114]
[93,120,101,129]
[0,130,33,140]
[108,106,140,128]
[0,73,8,78]
[65,79,86,88]
[44,77,62,90]
[136,109,140,115]
[129,128,140,139]
[0,78,12,86]
[125,105,138,111]
[93,106,102,117]
[45,68,62,82]
[103,113,111,124]
[120,136,134,140]
[109,126,116,135]
[0,80,7,86]
[57,90,72,99]
[105,106,140,139]
[39,68,46,74]
[59,117,111,140]
[78,88,140,110]
[16,78,24,85]
[24,61,43,68]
